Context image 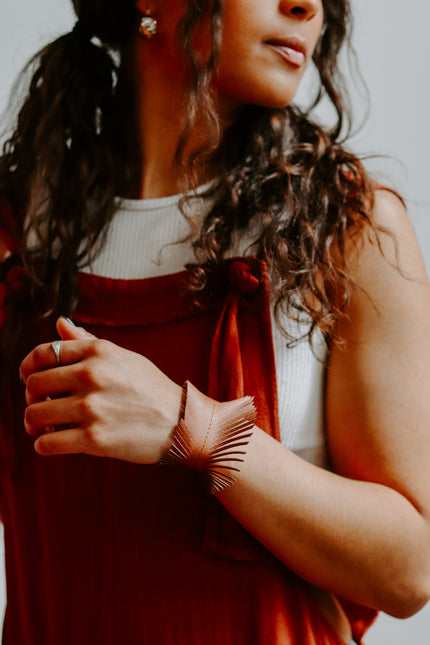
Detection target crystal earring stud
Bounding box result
[139,10,157,39]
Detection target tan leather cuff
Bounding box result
[160,381,256,493]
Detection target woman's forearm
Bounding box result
[216,424,430,618]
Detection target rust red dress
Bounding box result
[0,206,376,644]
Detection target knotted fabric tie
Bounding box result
[0,260,30,327]
[5,265,29,294]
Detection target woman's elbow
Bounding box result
[380,567,430,619]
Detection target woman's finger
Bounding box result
[56,316,97,341]
[25,364,88,404]
[34,428,92,456]
[24,395,92,437]
[20,338,100,383]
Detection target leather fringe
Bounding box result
[161,381,256,493]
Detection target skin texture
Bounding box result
[17,0,430,628]
[213,0,323,109]
[130,0,323,198]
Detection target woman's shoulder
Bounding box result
[372,184,407,223]
[354,185,424,280]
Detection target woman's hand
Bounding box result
[19,317,183,463]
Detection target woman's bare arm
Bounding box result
[215,190,430,617]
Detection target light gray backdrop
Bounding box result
[0,0,429,643]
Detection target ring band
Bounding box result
[51,340,63,366]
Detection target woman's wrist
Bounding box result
[153,381,185,463]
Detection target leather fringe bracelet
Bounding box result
[160,381,256,493]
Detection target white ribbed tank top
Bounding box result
[80,191,328,467]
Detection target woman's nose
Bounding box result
[279,0,320,21]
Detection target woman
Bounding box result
[0,0,429,643]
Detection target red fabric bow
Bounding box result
[208,260,260,401]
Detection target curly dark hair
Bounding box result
[0,0,376,360]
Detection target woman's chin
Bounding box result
[217,89,298,113]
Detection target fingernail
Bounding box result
[63,317,76,326]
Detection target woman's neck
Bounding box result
[122,36,238,199]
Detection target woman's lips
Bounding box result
[266,38,307,68]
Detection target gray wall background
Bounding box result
[0,0,429,642]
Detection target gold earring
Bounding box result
[139,10,158,39]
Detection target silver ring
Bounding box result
[51,340,63,366]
